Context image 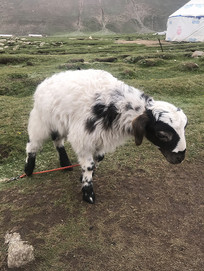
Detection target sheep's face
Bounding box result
[133,101,188,164]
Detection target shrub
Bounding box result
[137,58,164,67]
[178,62,199,72]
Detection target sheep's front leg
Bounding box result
[79,158,96,204]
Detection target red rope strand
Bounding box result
[19,164,80,179]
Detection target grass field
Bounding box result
[0,34,204,271]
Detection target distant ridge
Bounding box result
[0,0,187,35]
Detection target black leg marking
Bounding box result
[82,184,95,204]
[80,158,96,203]
[87,162,95,171]
[96,154,104,163]
[57,146,73,171]
[25,153,36,176]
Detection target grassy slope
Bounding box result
[0,35,203,271]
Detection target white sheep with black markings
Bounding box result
[25,69,188,203]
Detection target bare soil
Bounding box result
[0,159,203,271]
[115,39,170,46]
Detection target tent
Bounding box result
[166,0,204,42]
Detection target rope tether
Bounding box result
[8,164,80,182]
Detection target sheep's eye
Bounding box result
[156,131,172,142]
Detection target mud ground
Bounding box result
[0,158,203,271]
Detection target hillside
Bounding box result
[0,35,203,271]
[0,0,187,35]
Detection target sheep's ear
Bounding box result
[132,112,149,146]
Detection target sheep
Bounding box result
[25,69,188,204]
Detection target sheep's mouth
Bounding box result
[159,148,186,164]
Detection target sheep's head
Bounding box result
[132,101,188,164]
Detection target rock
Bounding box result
[40,42,46,47]
[5,232,35,268]
[192,51,204,58]
[13,45,19,51]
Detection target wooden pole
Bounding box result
[158,38,164,52]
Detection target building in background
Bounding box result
[166,0,204,42]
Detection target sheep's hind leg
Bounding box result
[52,132,73,171]
[25,108,48,176]
[80,158,96,204]
[25,141,41,176]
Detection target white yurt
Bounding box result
[166,0,204,42]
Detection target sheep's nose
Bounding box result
[176,156,183,164]
[175,150,186,164]
[159,148,186,164]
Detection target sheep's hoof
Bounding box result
[82,186,95,204]
[24,153,36,176]
[24,164,33,176]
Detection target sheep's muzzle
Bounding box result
[159,149,186,164]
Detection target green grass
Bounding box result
[0,34,204,271]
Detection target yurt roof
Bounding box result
[169,0,204,18]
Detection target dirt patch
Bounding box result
[0,145,12,161]
[0,160,203,270]
[115,39,169,46]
